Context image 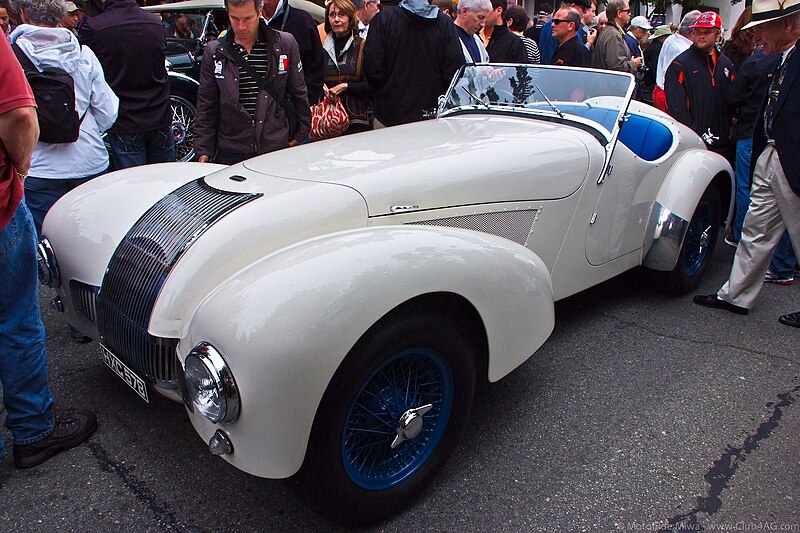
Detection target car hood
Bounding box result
[43,161,368,293]
[239,115,594,216]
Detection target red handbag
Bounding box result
[310,94,350,141]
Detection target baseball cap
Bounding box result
[64,1,81,11]
[629,15,653,30]
[690,11,722,30]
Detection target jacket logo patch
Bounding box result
[214,60,224,79]
[278,54,288,74]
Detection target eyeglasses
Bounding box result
[619,8,631,12]
[552,19,573,25]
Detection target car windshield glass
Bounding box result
[441,65,635,136]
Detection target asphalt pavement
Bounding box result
[1,238,798,532]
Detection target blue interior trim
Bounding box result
[527,103,674,161]
[618,114,674,161]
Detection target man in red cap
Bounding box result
[664,11,735,162]
[694,0,800,326]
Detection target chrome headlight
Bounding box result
[183,342,239,424]
[36,238,60,288]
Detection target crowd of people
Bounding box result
[1,0,799,472]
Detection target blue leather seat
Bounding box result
[618,114,673,161]
[525,103,674,161]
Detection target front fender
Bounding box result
[643,149,733,271]
[182,226,555,478]
[168,71,199,97]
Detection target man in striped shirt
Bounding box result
[195,0,311,164]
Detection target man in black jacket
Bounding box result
[195,0,310,164]
[262,0,325,105]
[550,7,589,67]
[364,0,464,127]
[693,0,800,326]
[664,11,734,162]
[79,0,174,168]
[483,0,527,63]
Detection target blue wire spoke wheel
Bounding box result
[294,309,476,524]
[664,183,720,294]
[341,347,454,491]
[683,198,714,277]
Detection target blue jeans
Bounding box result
[107,126,176,170]
[24,174,100,238]
[769,230,798,277]
[0,201,55,462]
[732,138,753,242]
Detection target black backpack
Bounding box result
[12,43,85,144]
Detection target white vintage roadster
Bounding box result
[38,65,733,524]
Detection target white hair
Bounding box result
[459,0,492,12]
[678,10,701,36]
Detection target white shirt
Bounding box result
[458,32,489,64]
[11,25,119,180]
[656,32,692,89]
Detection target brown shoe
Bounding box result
[13,410,97,469]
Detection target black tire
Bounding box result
[170,92,196,162]
[292,308,477,525]
[664,183,721,295]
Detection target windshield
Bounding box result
[439,65,635,138]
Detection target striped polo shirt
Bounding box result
[233,40,271,119]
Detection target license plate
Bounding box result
[101,345,149,403]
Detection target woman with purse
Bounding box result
[318,0,373,138]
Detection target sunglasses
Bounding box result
[552,19,573,25]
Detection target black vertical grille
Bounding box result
[96,178,261,385]
[70,280,99,323]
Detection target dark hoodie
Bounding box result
[364,5,464,126]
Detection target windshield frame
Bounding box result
[437,64,636,145]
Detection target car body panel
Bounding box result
[242,116,595,216]
[181,226,554,477]
[149,174,369,339]
[43,162,226,289]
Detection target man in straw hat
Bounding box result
[693,0,800,327]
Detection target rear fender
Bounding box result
[182,225,555,478]
[643,150,733,271]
